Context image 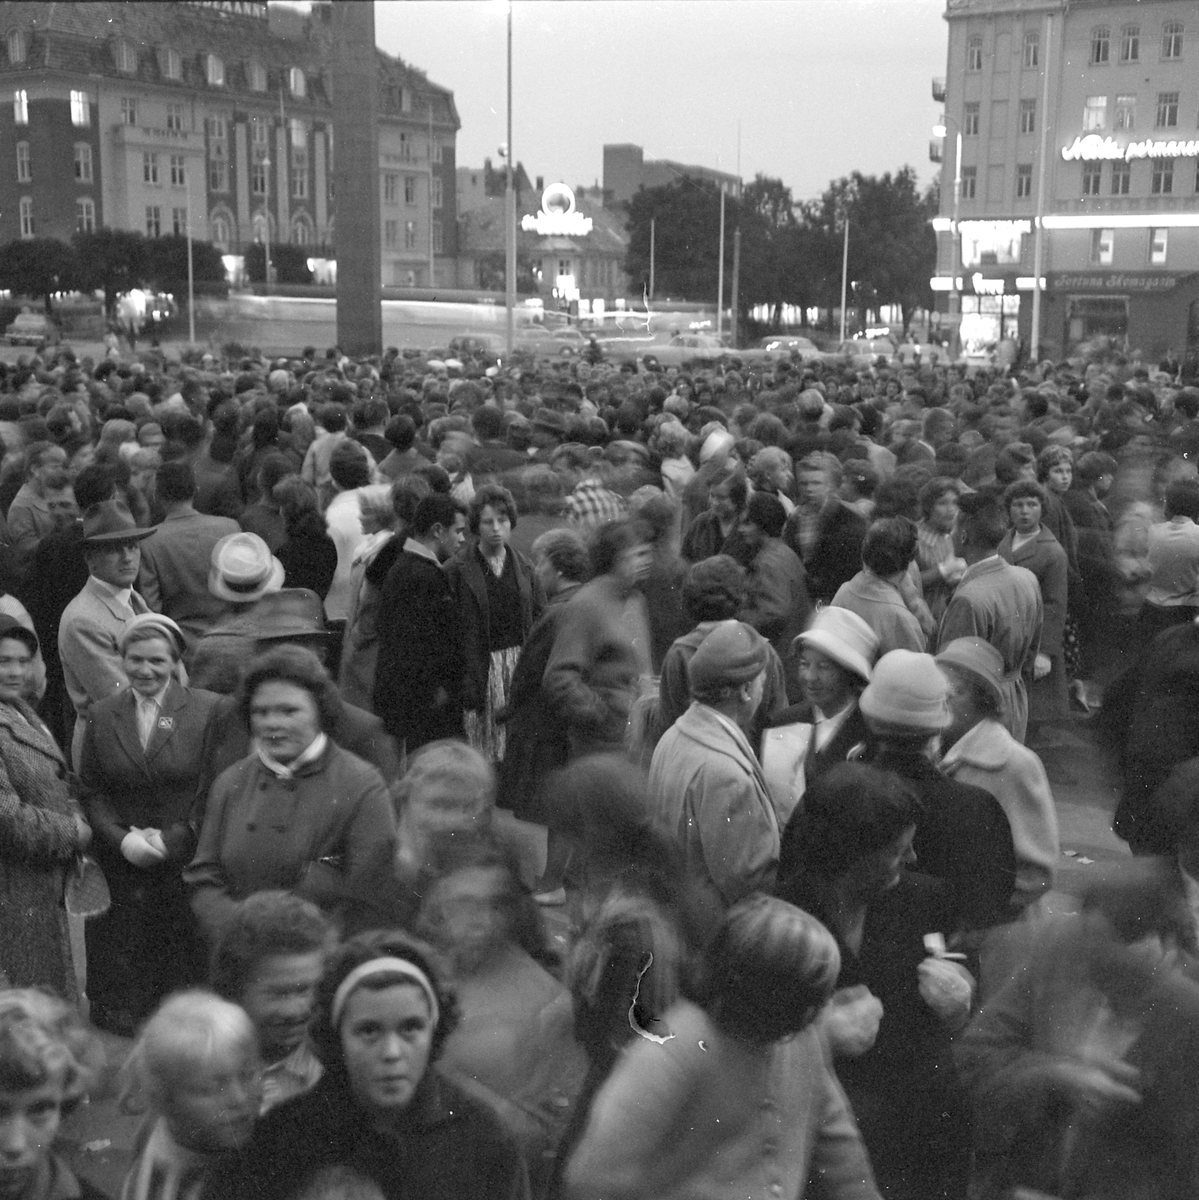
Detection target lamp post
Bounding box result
[504,1,515,358]
[261,156,273,292]
[932,116,963,360]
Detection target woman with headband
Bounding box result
[209,929,530,1200]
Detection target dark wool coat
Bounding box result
[0,699,87,999]
[445,541,543,713]
[782,500,868,604]
[374,547,464,750]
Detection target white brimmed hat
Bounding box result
[208,533,285,604]
[860,649,951,732]
[795,606,879,683]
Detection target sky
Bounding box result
[371,0,950,204]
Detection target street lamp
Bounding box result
[502,0,514,358]
[933,116,963,360]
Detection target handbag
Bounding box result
[64,854,111,918]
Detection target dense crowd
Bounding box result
[1,332,1199,1199]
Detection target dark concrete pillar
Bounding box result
[332,0,381,355]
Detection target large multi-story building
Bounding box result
[0,0,460,288]
[603,143,741,208]
[934,0,1199,359]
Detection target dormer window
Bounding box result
[161,47,182,81]
[289,66,305,98]
[7,29,25,65]
[248,61,267,92]
[115,39,137,74]
[206,54,224,87]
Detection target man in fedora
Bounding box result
[59,498,155,767]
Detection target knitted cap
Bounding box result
[688,620,769,694]
[859,649,950,732]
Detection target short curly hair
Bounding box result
[468,483,518,534]
[682,554,746,623]
[1002,478,1050,512]
[309,930,459,1075]
[0,989,103,1111]
[1036,444,1074,481]
[238,644,342,735]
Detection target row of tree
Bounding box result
[0,230,231,315]
[624,167,938,336]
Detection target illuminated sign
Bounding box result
[971,273,1005,295]
[521,183,593,236]
[1051,272,1178,292]
[184,1,268,17]
[1061,134,1199,162]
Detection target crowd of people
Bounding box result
[0,329,1198,1198]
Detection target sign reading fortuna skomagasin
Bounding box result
[521,184,593,236]
[1062,134,1199,161]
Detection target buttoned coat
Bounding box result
[832,570,926,655]
[0,699,87,999]
[937,556,1042,744]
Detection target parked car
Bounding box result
[4,310,60,348]
[738,334,827,364]
[647,333,729,367]
[447,333,505,358]
[835,336,896,365]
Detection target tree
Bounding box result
[0,238,78,314]
[143,234,227,294]
[245,243,313,285]
[73,229,146,316]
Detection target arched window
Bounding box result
[7,29,25,65]
[210,211,232,250]
[115,39,137,73]
[207,54,224,87]
[291,216,311,245]
[289,66,305,98]
[251,211,272,244]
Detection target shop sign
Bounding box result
[183,1,268,18]
[521,183,593,236]
[1061,134,1199,162]
[1051,272,1178,292]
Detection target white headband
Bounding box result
[330,957,440,1029]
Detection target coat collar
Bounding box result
[1002,524,1059,564]
[0,698,64,765]
[940,717,1011,772]
[114,680,189,767]
[83,574,143,621]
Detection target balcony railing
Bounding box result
[932,77,946,103]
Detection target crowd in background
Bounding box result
[1,330,1199,1198]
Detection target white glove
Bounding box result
[821,985,884,1057]
[917,958,975,1028]
[938,556,968,584]
[121,828,167,869]
[142,828,168,858]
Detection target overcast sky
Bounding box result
[371,0,949,204]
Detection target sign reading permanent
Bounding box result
[1052,272,1179,292]
[183,1,268,19]
[1062,134,1199,162]
[521,184,593,237]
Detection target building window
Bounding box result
[289,67,305,98]
[143,152,159,185]
[211,212,231,250]
[115,39,137,73]
[404,175,416,205]
[1196,160,1199,194]
[166,103,184,132]
[1157,92,1179,127]
[400,87,412,113]
[121,96,137,125]
[1151,158,1174,194]
[208,117,228,191]
[1016,163,1032,198]
[1114,94,1135,130]
[13,90,26,125]
[7,29,25,64]
[1082,162,1103,195]
[169,155,185,186]
[1083,96,1107,130]
[248,61,267,92]
[70,91,89,126]
[1120,25,1140,62]
[1150,227,1168,264]
[432,177,443,209]
[161,47,182,81]
[383,173,398,205]
[1091,26,1110,64]
[207,54,224,87]
[290,151,307,198]
[1091,228,1114,265]
[251,160,266,195]
[74,144,92,183]
[432,139,443,164]
[1023,30,1038,68]
[15,141,29,183]
[432,218,443,253]
[384,219,397,249]
[398,133,411,161]
[1019,99,1036,134]
[146,206,160,238]
[1111,160,1131,194]
[963,103,980,135]
[961,166,976,199]
[76,197,95,234]
[291,218,310,245]
[251,116,268,148]
[1162,21,1184,59]
[289,117,306,149]
[18,197,32,238]
[966,35,983,71]
[404,220,417,250]
[252,212,270,244]
[172,207,187,236]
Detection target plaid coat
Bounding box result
[0,699,86,999]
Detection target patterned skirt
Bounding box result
[464,645,522,764]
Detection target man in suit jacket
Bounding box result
[137,461,239,651]
[374,493,466,752]
[58,500,155,768]
[783,452,868,604]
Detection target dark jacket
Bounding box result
[208,1070,529,1200]
[278,516,338,600]
[680,510,752,566]
[782,500,868,604]
[374,545,463,749]
[445,542,543,713]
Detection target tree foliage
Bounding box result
[0,238,78,313]
[74,229,147,315]
[622,166,938,337]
